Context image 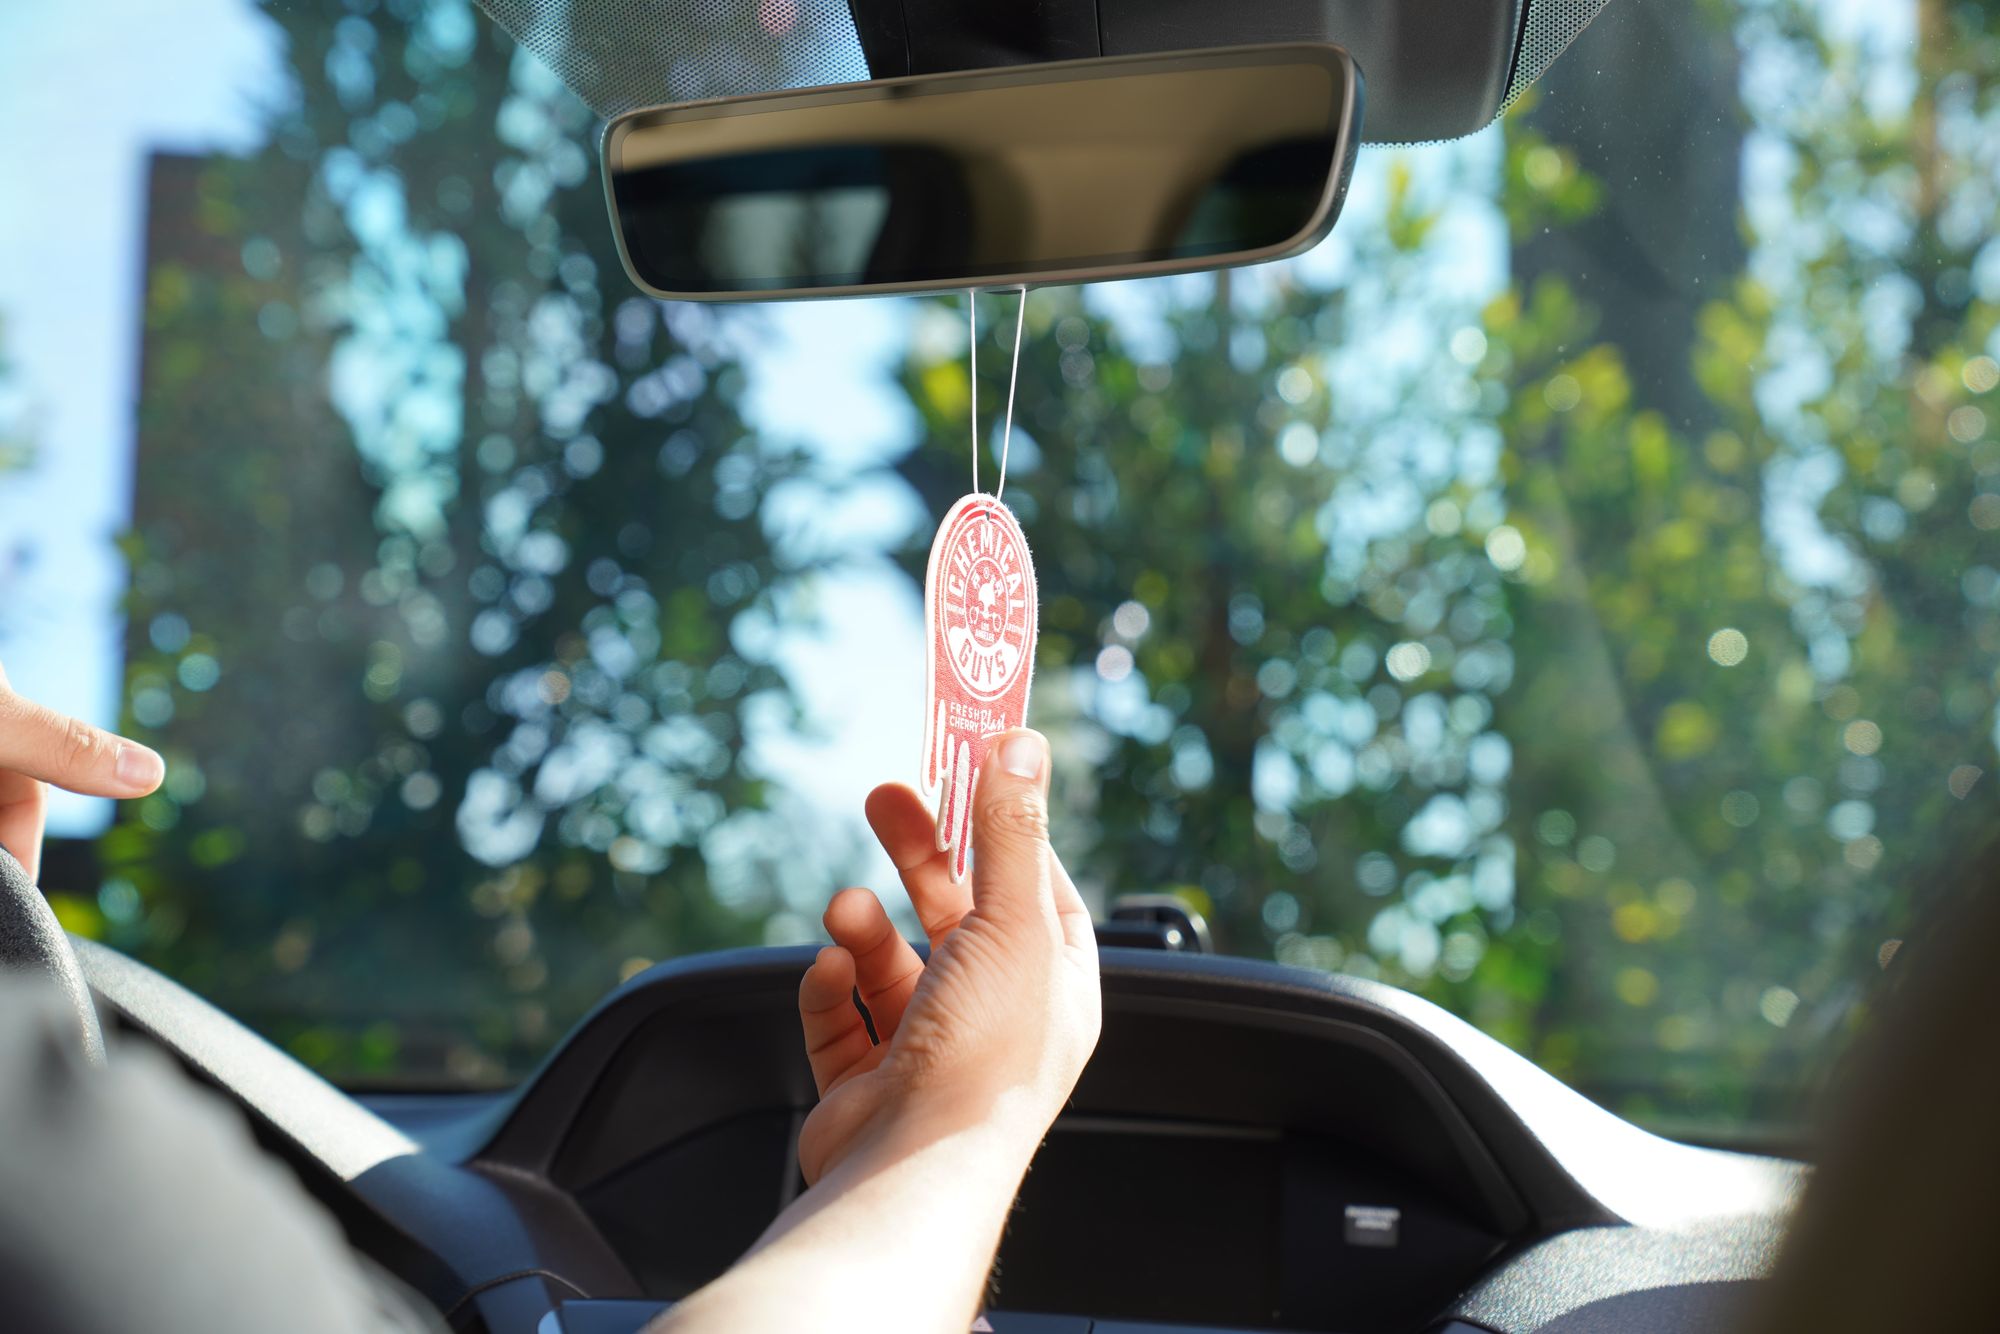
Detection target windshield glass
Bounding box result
[2,0,1992,1143]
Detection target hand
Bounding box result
[0,660,165,882]
[652,732,1098,1334]
[795,728,1101,1185]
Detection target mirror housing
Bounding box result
[602,44,1363,301]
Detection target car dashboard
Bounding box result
[73,938,1802,1334]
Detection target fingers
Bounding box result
[0,677,164,800]
[864,783,972,948]
[969,729,1057,931]
[0,769,48,883]
[822,887,924,1041]
[0,662,162,885]
[797,946,874,1096]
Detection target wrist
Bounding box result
[836,1082,1052,1192]
[679,1087,1055,1334]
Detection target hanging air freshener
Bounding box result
[921,288,1037,881]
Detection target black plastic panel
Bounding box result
[478,947,1805,1234]
[996,1122,1504,1331]
[1064,1000,1525,1231]
[847,0,1524,142]
[577,1111,798,1299]
[77,938,1806,1334]
[1098,0,1522,143]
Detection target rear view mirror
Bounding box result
[602,44,1363,301]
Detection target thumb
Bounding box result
[969,729,1055,927]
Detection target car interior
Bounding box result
[1,0,1994,1330]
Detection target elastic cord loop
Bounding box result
[966,286,1029,500]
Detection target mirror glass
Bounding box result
[603,45,1361,300]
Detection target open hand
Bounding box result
[0,660,164,882]
[795,729,1100,1184]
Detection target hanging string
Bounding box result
[996,284,1026,504]
[967,285,1030,500]
[968,294,980,497]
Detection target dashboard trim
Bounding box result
[73,937,1805,1334]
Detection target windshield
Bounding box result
[2,0,1992,1144]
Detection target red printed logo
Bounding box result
[922,494,1038,880]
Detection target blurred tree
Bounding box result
[1481,0,2000,1133]
[1493,0,1751,1124]
[887,0,2000,1136]
[103,0,818,1081]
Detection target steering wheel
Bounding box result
[0,848,107,1064]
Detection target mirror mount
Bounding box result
[847,0,1525,144]
[847,0,1101,76]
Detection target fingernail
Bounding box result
[115,743,164,791]
[1000,732,1045,780]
